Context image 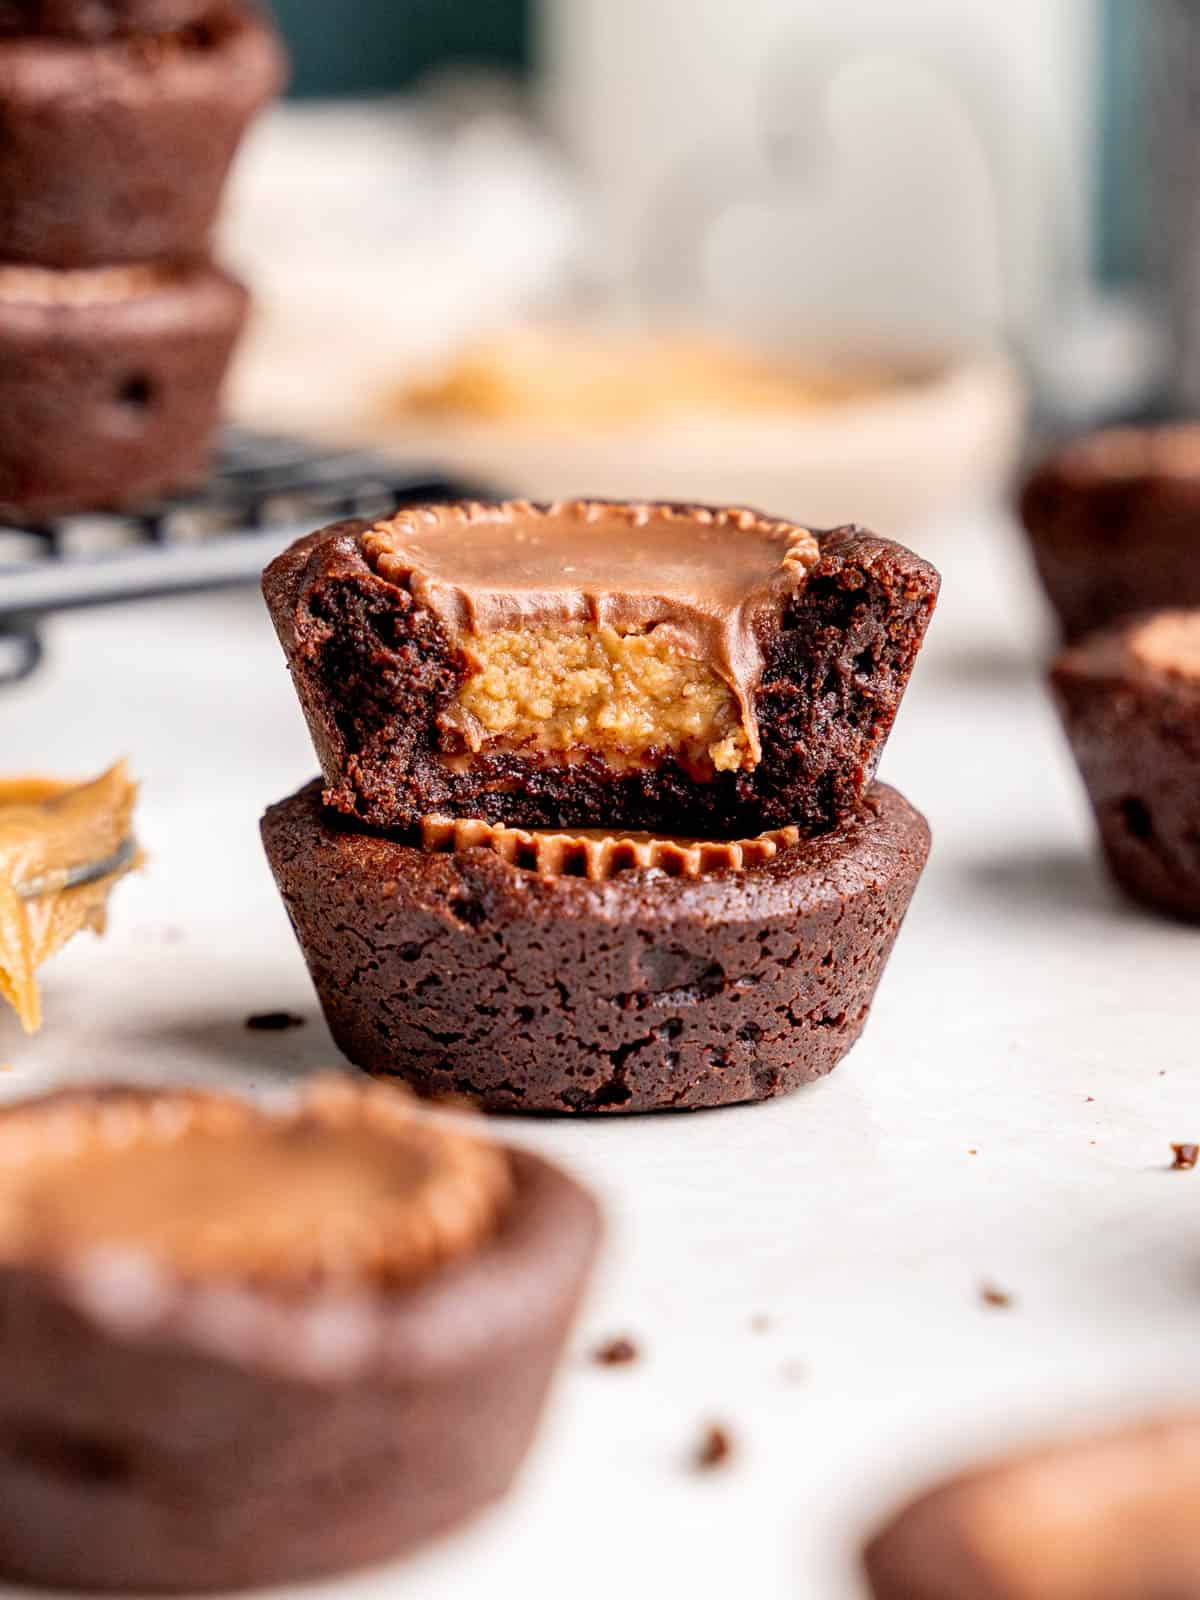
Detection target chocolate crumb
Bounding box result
[695,1423,734,1471]
[1085,1096,1095,1103]
[245,1011,306,1032]
[1171,1143,1199,1171]
[592,1336,639,1367]
[979,1283,1013,1309]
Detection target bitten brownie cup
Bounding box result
[0,1078,600,1592]
[1052,609,1200,921]
[261,779,930,1114]
[1021,424,1200,641]
[0,262,247,521]
[263,501,939,837]
[0,0,219,36]
[0,4,284,266]
[864,1414,1200,1600]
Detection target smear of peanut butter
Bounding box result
[0,764,139,1034]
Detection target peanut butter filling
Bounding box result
[1130,611,1200,681]
[0,764,139,1034]
[456,622,750,772]
[364,500,819,775]
[0,1079,512,1290]
[420,814,801,880]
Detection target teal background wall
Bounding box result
[271,0,529,98]
[1097,0,1144,284]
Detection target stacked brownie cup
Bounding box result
[262,498,940,1112]
[0,0,284,521]
[1022,427,1200,920]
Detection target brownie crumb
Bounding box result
[694,1423,734,1471]
[592,1336,639,1367]
[245,1011,306,1032]
[1170,1143,1199,1171]
[979,1283,1013,1309]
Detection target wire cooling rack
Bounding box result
[0,427,485,686]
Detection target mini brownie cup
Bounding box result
[263,502,939,838]
[0,1078,600,1592]
[0,0,220,36]
[0,4,284,267]
[261,779,930,1114]
[864,1414,1200,1600]
[0,262,247,521]
[1051,608,1200,922]
[1021,424,1200,642]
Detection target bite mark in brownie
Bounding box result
[263,504,939,838]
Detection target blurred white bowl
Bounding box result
[362,349,1025,534]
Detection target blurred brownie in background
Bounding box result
[1021,424,1200,642]
[0,263,247,521]
[0,0,223,36]
[1052,607,1200,921]
[0,5,284,267]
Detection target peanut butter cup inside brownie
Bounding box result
[0,1080,600,1590]
[0,5,285,267]
[1052,608,1200,921]
[263,502,939,836]
[261,779,930,1113]
[1021,424,1200,641]
[865,1414,1200,1600]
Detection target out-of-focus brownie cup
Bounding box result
[0,4,284,267]
[1051,608,1200,921]
[864,1414,1200,1600]
[261,779,930,1114]
[0,262,247,520]
[0,1079,600,1591]
[263,502,939,838]
[1021,424,1200,641]
[0,0,220,36]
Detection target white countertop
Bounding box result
[4,506,1199,1600]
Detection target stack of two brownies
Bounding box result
[262,500,939,1113]
[0,0,283,520]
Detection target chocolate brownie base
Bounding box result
[0,5,284,267]
[1021,424,1200,642]
[0,264,247,520]
[260,779,930,1114]
[0,1085,601,1592]
[263,513,939,838]
[1051,611,1200,921]
[864,1415,1200,1600]
[0,0,219,36]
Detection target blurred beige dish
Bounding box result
[367,327,1025,534]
